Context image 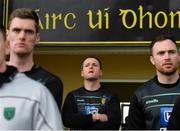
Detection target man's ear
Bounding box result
[100,70,103,77]
[178,52,180,63]
[36,32,40,43]
[150,55,155,65]
[6,30,9,41]
[81,70,84,77]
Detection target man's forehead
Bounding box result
[10,18,36,28]
[84,58,99,64]
[153,40,176,50]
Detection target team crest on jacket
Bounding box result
[101,98,106,105]
[4,107,16,120]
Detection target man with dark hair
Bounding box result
[6,8,63,111]
[0,25,63,130]
[62,56,121,130]
[127,34,180,130]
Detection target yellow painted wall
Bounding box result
[34,53,156,103]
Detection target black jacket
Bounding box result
[0,66,17,87]
[127,76,180,130]
[62,86,121,130]
[167,95,180,130]
[24,65,63,111]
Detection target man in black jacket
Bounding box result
[62,56,121,130]
[127,35,180,130]
[6,8,63,111]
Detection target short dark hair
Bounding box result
[81,56,102,70]
[0,25,6,41]
[150,34,178,56]
[8,8,39,32]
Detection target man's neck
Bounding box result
[84,79,101,91]
[0,62,6,73]
[157,71,180,84]
[7,54,34,72]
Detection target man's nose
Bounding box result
[19,31,26,39]
[89,65,93,69]
[164,52,170,59]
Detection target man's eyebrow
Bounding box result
[25,29,34,32]
[12,27,21,30]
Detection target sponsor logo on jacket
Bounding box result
[146,99,159,104]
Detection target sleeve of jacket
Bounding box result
[127,93,146,130]
[167,97,180,130]
[33,84,64,130]
[92,95,121,130]
[62,92,93,129]
[45,76,63,111]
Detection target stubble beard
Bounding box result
[16,49,32,58]
[86,77,98,81]
[158,67,177,76]
[17,52,30,58]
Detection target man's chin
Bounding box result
[86,77,98,81]
[162,69,177,76]
[16,52,30,57]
